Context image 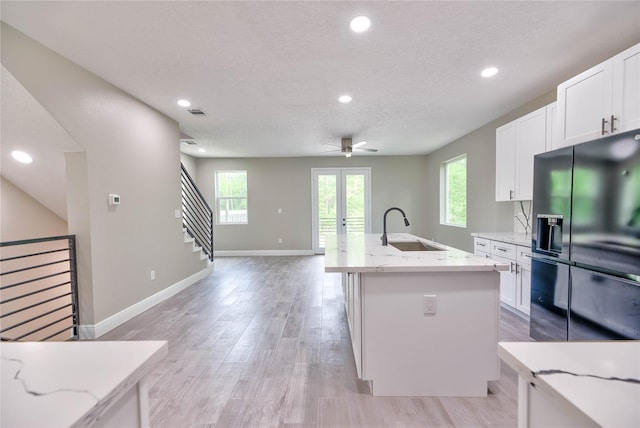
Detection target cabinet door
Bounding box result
[515,106,547,201]
[612,43,640,133]
[495,122,516,201]
[352,273,362,378]
[516,263,531,315]
[545,102,557,152]
[555,60,613,149]
[492,253,517,308]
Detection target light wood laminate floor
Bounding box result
[102,256,532,427]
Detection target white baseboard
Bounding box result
[79,265,214,339]
[214,249,315,257]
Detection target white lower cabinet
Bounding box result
[474,237,531,317]
[491,253,517,308]
[515,246,532,315]
[343,272,362,377]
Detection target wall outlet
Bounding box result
[150,270,156,281]
[278,208,282,214]
[175,209,181,219]
[278,238,283,244]
[423,295,437,315]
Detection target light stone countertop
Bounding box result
[472,232,532,247]
[1,340,168,428]
[325,233,509,273]
[499,341,640,428]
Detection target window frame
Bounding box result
[215,170,248,225]
[440,154,468,228]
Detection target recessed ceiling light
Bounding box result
[338,95,352,103]
[481,67,499,78]
[11,150,34,164]
[198,148,206,153]
[350,16,371,33]
[177,99,191,108]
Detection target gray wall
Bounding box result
[0,176,68,241]
[196,156,427,251]
[2,23,206,324]
[423,90,557,252]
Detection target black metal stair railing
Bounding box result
[181,164,214,261]
[0,235,79,341]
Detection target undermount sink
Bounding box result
[389,241,444,252]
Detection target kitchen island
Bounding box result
[325,233,508,396]
[1,340,167,427]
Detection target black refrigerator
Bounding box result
[530,128,640,341]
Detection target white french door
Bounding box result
[312,168,371,254]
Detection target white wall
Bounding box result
[196,156,427,251]
[2,23,206,325]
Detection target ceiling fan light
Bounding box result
[345,153,352,158]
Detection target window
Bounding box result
[440,154,467,227]
[215,170,247,224]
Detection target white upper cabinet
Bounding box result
[496,103,553,201]
[555,43,640,149]
[612,43,640,132]
[495,122,516,201]
[514,107,547,201]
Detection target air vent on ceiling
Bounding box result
[187,108,207,116]
[181,140,197,145]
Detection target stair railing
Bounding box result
[0,235,79,341]
[181,164,214,261]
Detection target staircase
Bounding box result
[181,164,214,262]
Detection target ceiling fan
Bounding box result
[324,137,379,157]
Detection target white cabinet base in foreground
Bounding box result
[359,271,500,397]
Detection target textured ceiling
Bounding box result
[2,1,639,160]
[1,2,639,220]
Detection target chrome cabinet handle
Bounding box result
[601,117,609,135]
[611,115,617,133]
[477,243,486,247]
[496,247,507,252]
[509,190,514,200]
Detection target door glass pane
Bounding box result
[345,174,365,234]
[318,175,337,249]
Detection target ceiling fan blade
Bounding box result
[323,143,341,148]
[352,140,368,149]
[354,147,378,152]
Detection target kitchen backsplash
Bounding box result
[514,201,532,235]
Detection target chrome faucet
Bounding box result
[381,207,410,245]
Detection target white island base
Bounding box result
[351,271,500,397]
[327,233,506,397]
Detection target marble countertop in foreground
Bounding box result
[1,340,167,428]
[499,341,640,428]
[472,232,532,247]
[325,233,509,273]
